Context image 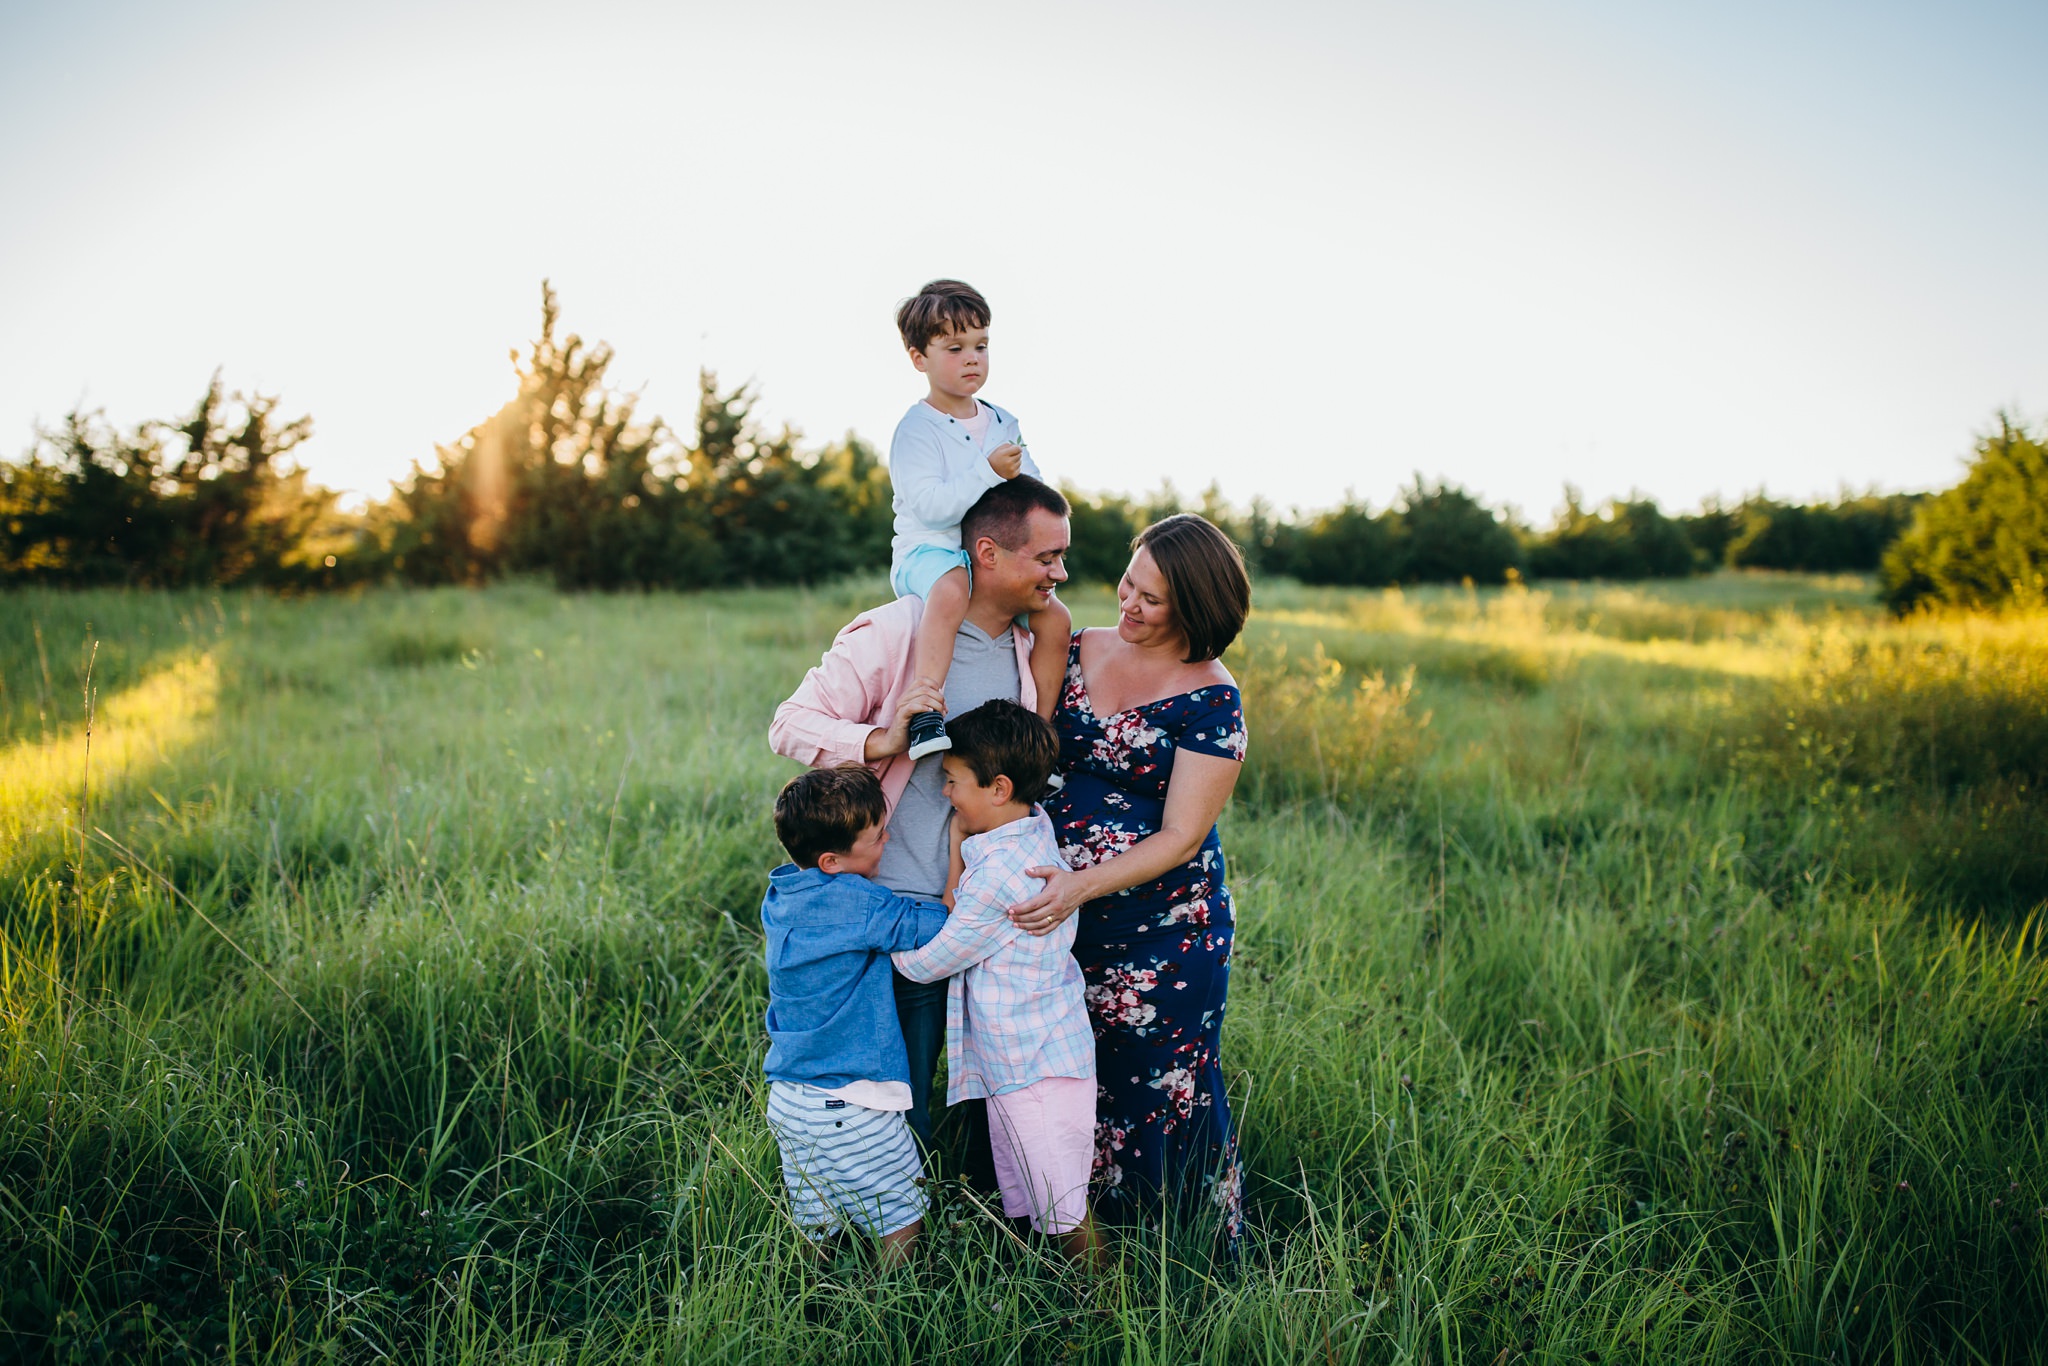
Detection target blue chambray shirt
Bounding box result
[761,865,950,1090]
[891,808,1094,1100]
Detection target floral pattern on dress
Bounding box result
[1085,966,1160,1031]
[1043,633,1248,1243]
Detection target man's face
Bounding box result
[974,508,1070,617]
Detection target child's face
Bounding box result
[820,820,889,878]
[940,754,1012,835]
[910,324,990,404]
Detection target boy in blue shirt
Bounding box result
[761,765,950,1263]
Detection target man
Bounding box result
[769,475,1072,1161]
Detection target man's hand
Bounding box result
[865,679,946,760]
[987,442,1024,480]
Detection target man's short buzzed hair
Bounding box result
[961,475,1070,555]
[896,279,991,354]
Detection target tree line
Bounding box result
[2,285,2040,613]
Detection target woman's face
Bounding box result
[1117,547,1181,650]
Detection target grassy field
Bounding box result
[2,572,2045,1363]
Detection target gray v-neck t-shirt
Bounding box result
[874,620,1020,898]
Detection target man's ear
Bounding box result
[969,534,1001,571]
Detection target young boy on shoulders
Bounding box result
[889,280,1072,759]
[890,701,1104,1266]
[760,765,950,1265]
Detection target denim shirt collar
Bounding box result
[768,862,830,892]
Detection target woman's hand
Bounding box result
[1008,750,1242,935]
[1009,865,1090,936]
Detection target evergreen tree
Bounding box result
[380,282,696,586]
[1291,498,1403,586]
[1882,415,2048,612]
[1528,489,1696,580]
[375,283,890,589]
[1059,486,1143,583]
[0,377,342,586]
[1676,497,1741,567]
[1726,492,1924,573]
[1392,477,1522,584]
[687,371,889,586]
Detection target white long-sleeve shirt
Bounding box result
[888,399,1044,578]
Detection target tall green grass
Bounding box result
[1,574,2043,1362]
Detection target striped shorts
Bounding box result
[765,1081,927,1239]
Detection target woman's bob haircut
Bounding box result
[1132,513,1252,663]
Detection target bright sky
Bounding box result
[3,0,2044,522]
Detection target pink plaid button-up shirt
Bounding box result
[891,807,1093,1102]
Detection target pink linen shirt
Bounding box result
[768,597,1038,816]
[891,808,1093,1102]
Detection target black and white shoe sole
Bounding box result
[906,734,953,761]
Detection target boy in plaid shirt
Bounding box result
[891,700,1103,1265]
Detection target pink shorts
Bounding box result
[985,1075,1096,1234]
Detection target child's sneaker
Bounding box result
[906,710,952,760]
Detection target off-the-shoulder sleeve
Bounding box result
[1174,686,1248,762]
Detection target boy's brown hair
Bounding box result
[896,279,991,354]
[773,765,888,868]
[945,699,1060,804]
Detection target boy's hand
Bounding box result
[987,443,1024,480]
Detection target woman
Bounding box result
[1009,513,1252,1239]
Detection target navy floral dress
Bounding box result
[1044,633,1247,1239]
